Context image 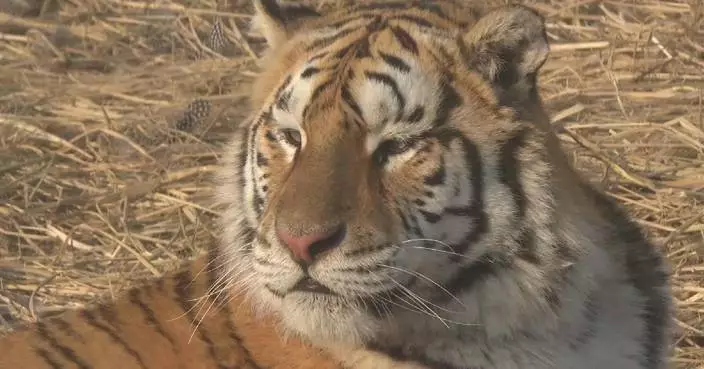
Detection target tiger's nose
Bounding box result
[276,225,346,263]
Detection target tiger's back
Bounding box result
[0,250,343,369]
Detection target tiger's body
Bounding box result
[0,250,348,369]
[1,1,672,369]
[215,1,673,369]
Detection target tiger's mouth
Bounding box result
[290,276,336,295]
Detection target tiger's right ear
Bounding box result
[251,0,321,49]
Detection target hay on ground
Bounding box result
[0,1,702,368]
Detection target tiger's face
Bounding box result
[217,0,551,346]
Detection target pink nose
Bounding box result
[276,225,346,263]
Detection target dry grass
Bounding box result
[0,0,702,367]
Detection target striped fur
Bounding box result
[216,1,673,369]
[0,249,350,369]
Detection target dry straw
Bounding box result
[0,0,702,368]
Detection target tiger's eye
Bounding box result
[280,129,302,147]
[374,138,416,165]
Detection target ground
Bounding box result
[0,0,702,368]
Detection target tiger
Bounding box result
[0,249,425,369]
[0,1,673,369]
[214,0,674,369]
[0,250,347,369]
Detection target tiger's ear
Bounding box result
[251,0,321,49]
[462,5,549,104]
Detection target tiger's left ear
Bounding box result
[462,5,549,104]
[251,0,321,49]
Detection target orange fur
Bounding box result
[0,253,343,369]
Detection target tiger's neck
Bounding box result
[367,160,601,362]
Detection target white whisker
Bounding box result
[379,263,466,309]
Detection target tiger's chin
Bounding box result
[258,288,384,348]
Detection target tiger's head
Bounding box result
[217,0,555,347]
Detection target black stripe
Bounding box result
[391,26,419,54]
[273,75,292,105]
[35,321,91,369]
[205,245,229,306]
[355,37,373,58]
[248,121,265,219]
[81,308,149,369]
[174,269,229,369]
[309,79,334,102]
[443,254,513,299]
[240,224,257,254]
[276,89,292,111]
[365,71,406,116]
[542,284,561,312]
[343,243,391,258]
[300,66,322,78]
[555,235,575,263]
[433,82,462,127]
[354,2,408,11]
[357,1,448,18]
[206,246,220,289]
[220,303,264,369]
[407,105,425,123]
[302,79,335,118]
[441,134,487,259]
[329,264,385,274]
[444,206,472,216]
[35,348,63,369]
[498,129,528,219]
[259,1,320,24]
[419,209,441,223]
[341,85,364,119]
[128,289,177,347]
[258,0,283,22]
[305,28,357,51]
[334,44,356,59]
[174,269,196,319]
[423,164,445,186]
[51,317,84,341]
[279,4,320,20]
[580,182,670,369]
[408,213,423,236]
[392,14,434,28]
[366,15,385,33]
[308,51,328,63]
[256,152,268,167]
[399,212,416,234]
[325,15,369,31]
[380,52,411,73]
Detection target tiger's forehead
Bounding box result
[269,16,463,141]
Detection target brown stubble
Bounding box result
[0,0,702,367]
